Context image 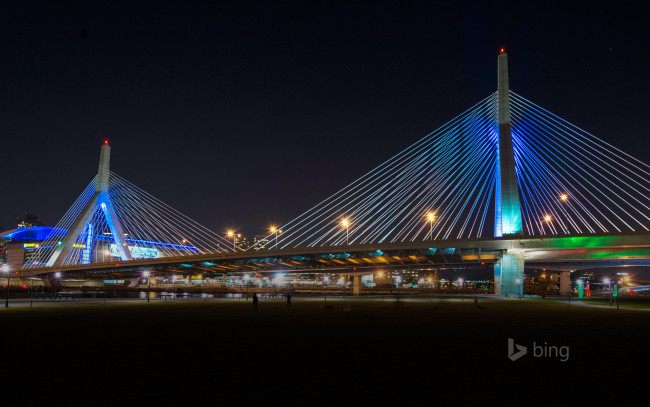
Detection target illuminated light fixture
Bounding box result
[341,218,350,245]
[104,140,109,145]
[500,48,505,53]
[426,212,436,240]
[560,194,568,201]
[544,215,551,222]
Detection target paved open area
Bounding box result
[3,296,650,404]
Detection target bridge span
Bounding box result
[8,50,650,298]
[19,232,650,279]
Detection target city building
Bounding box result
[16,213,45,228]
[235,235,251,250]
[253,233,270,249]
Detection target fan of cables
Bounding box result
[262,91,650,249]
[25,172,232,268]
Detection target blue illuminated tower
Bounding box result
[46,142,132,266]
[495,49,523,237]
[494,49,524,296]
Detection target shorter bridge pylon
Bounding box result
[47,142,132,267]
[28,142,232,269]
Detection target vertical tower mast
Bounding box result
[496,48,522,236]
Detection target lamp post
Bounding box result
[227,231,239,251]
[270,227,282,249]
[604,278,612,306]
[144,271,151,302]
[2,265,10,308]
[459,278,464,301]
[54,272,61,297]
[341,218,350,245]
[323,276,329,301]
[426,212,435,240]
[30,275,35,308]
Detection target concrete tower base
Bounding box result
[559,271,571,296]
[494,250,524,296]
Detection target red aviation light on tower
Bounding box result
[500,48,505,53]
[104,140,109,145]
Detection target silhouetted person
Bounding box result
[474,296,485,309]
[286,293,292,307]
[252,293,259,311]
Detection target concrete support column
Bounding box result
[353,275,362,296]
[559,271,571,296]
[494,250,524,296]
[127,278,140,288]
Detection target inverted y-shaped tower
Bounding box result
[46,142,132,267]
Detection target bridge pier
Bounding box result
[353,275,362,296]
[559,271,571,296]
[494,250,524,296]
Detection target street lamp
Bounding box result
[227,231,239,251]
[426,212,435,240]
[341,218,350,245]
[270,227,282,249]
[604,278,612,306]
[143,271,151,302]
[54,272,61,296]
[2,265,10,308]
[324,275,330,301]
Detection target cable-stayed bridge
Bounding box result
[12,50,650,295]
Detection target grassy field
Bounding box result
[2,297,649,404]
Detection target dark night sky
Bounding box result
[1,1,648,237]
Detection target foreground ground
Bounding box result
[2,296,649,404]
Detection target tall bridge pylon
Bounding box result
[494,49,524,295]
[495,49,523,237]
